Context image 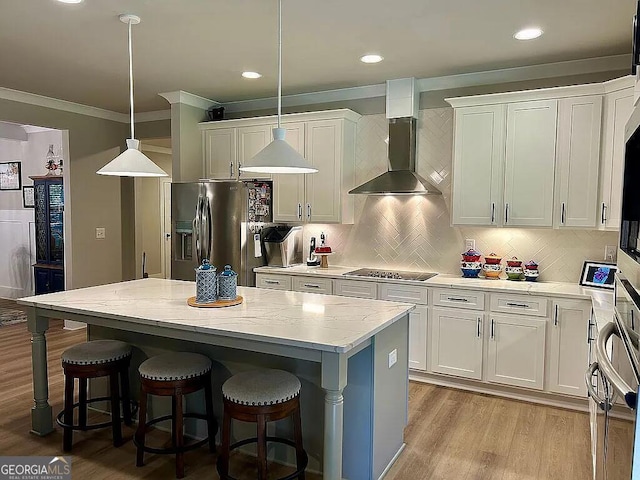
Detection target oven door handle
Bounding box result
[596,321,637,408]
[585,362,610,411]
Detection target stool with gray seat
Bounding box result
[217,369,308,480]
[58,339,133,452]
[134,352,217,479]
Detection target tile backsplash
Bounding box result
[303,109,617,284]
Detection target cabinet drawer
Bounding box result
[490,294,548,317]
[292,276,333,295]
[256,274,291,291]
[378,283,428,305]
[432,288,485,311]
[333,279,377,299]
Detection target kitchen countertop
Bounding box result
[255,264,615,328]
[18,278,415,354]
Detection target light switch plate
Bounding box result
[465,239,475,251]
[96,227,106,239]
[388,349,397,368]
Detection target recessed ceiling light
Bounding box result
[242,71,262,79]
[514,27,543,40]
[56,0,83,3]
[360,54,383,64]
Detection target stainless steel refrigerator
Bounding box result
[171,180,273,286]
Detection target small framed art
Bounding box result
[0,161,21,190]
[580,261,617,290]
[23,186,34,208]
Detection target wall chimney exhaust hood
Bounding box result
[349,78,442,196]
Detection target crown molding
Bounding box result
[222,83,386,114]
[0,86,128,122]
[602,74,635,94]
[221,54,630,114]
[158,90,221,110]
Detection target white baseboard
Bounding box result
[0,286,26,299]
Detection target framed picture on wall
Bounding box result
[579,261,617,290]
[22,186,34,208]
[0,161,22,190]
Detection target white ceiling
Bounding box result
[0,0,634,113]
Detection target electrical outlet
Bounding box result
[604,245,617,262]
[96,227,106,239]
[388,349,397,369]
[465,239,476,251]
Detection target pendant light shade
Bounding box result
[239,0,317,175]
[97,14,168,178]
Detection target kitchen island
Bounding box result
[19,278,414,480]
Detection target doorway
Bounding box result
[134,139,172,279]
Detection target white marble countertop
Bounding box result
[256,264,615,329]
[17,278,414,354]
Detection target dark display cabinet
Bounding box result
[31,176,64,294]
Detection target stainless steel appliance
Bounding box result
[343,268,437,281]
[171,180,272,286]
[262,225,303,267]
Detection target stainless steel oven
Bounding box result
[587,273,640,479]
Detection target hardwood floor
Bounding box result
[0,305,633,479]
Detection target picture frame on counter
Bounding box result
[0,161,21,190]
[579,261,617,290]
[22,185,34,208]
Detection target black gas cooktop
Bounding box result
[343,268,437,282]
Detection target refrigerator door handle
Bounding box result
[201,195,212,261]
[194,194,203,264]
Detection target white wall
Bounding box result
[0,129,63,298]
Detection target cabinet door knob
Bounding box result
[307,203,311,220]
[554,304,559,326]
[229,161,234,178]
[561,202,566,225]
[601,203,607,225]
[490,319,495,339]
[505,203,509,224]
[491,203,495,224]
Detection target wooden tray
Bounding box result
[187,296,243,308]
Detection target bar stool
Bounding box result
[57,339,133,452]
[217,369,308,480]
[134,352,217,479]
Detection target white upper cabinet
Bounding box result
[447,80,632,230]
[237,125,273,180]
[451,105,506,225]
[200,109,359,224]
[556,96,602,228]
[503,99,558,227]
[203,128,237,179]
[272,123,306,223]
[600,79,634,231]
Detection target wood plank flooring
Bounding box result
[0,300,633,479]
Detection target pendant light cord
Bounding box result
[128,19,135,140]
[277,0,282,129]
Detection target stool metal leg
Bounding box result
[256,414,268,480]
[135,391,148,467]
[174,391,185,479]
[62,373,74,452]
[204,374,216,453]
[292,399,306,480]
[120,364,132,426]
[109,372,123,447]
[78,378,87,429]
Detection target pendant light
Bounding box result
[97,14,167,177]
[239,0,317,174]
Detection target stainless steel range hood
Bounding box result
[349,78,442,196]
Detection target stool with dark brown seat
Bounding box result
[134,352,217,479]
[217,369,308,480]
[57,339,133,452]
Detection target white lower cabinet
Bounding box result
[548,299,590,396]
[486,314,546,390]
[255,273,291,291]
[333,279,377,299]
[430,308,483,380]
[409,306,428,371]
